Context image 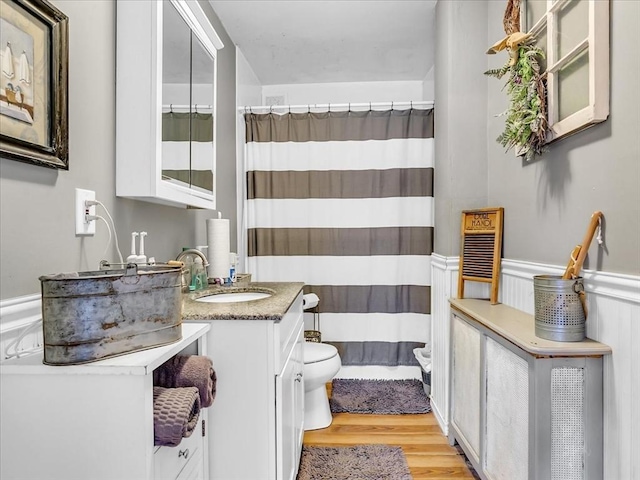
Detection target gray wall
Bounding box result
[0,0,237,299]
[435,0,640,275]
[434,0,489,256]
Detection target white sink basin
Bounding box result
[196,291,272,303]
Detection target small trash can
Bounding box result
[534,275,586,342]
[413,346,432,396]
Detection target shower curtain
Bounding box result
[243,108,434,369]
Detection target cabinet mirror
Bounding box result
[115,0,223,209]
[162,2,216,197]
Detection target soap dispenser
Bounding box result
[126,232,139,264]
[137,232,148,264]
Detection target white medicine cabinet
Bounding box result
[116,0,223,209]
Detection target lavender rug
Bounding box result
[330,379,431,414]
[297,445,412,480]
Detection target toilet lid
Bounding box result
[304,342,338,364]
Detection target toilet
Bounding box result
[302,342,341,431]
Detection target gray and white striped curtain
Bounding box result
[243,108,434,368]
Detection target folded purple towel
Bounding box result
[153,386,201,447]
[154,355,217,408]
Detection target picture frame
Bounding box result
[0,0,68,169]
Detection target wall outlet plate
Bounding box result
[75,188,96,236]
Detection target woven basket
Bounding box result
[304,330,321,343]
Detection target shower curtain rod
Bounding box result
[162,104,213,112]
[238,100,434,113]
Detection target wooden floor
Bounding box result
[302,386,477,479]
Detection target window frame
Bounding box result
[524,0,610,143]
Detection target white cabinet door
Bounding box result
[485,337,529,480]
[277,330,299,480]
[292,330,305,470]
[451,314,481,460]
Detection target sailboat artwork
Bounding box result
[0,19,35,125]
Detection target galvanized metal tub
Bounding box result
[533,275,586,342]
[40,264,183,365]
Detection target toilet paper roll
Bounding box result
[302,293,319,311]
[206,218,230,279]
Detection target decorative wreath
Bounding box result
[485,0,548,162]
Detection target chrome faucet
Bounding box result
[176,249,210,291]
[175,248,209,267]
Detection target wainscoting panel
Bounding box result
[431,254,488,435]
[0,294,43,362]
[431,256,640,479]
[430,254,452,434]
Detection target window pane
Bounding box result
[534,26,548,73]
[557,0,589,59]
[558,50,589,121]
[525,0,548,30]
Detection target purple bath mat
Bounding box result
[330,378,431,414]
[297,444,412,480]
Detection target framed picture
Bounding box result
[0,0,68,169]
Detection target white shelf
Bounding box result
[0,322,210,376]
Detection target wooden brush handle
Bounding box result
[564,211,603,279]
[562,245,581,280]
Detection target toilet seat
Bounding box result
[303,342,338,364]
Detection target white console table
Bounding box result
[449,298,611,480]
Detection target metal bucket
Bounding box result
[40,263,183,365]
[533,275,586,342]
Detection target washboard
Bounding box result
[457,207,504,304]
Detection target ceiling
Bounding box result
[208,0,437,85]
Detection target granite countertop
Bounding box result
[181,282,304,321]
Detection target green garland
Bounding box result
[485,43,547,161]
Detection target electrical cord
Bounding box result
[86,200,124,263]
[4,318,43,359]
[87,214,113,262]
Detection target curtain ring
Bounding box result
[169,104,173,113]
[391,101,394,110]
[369,102,372,111]
[270,105,273,114]
[195,104,198,114]
[410,101,413,110]
[328,103,331,113]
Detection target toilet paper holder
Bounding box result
[303,293,321,343]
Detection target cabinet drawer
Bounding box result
[154,418,204,480]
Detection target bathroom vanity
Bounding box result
[449,298,611,480]
[182,282,305,480]
[0,323,211,480]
